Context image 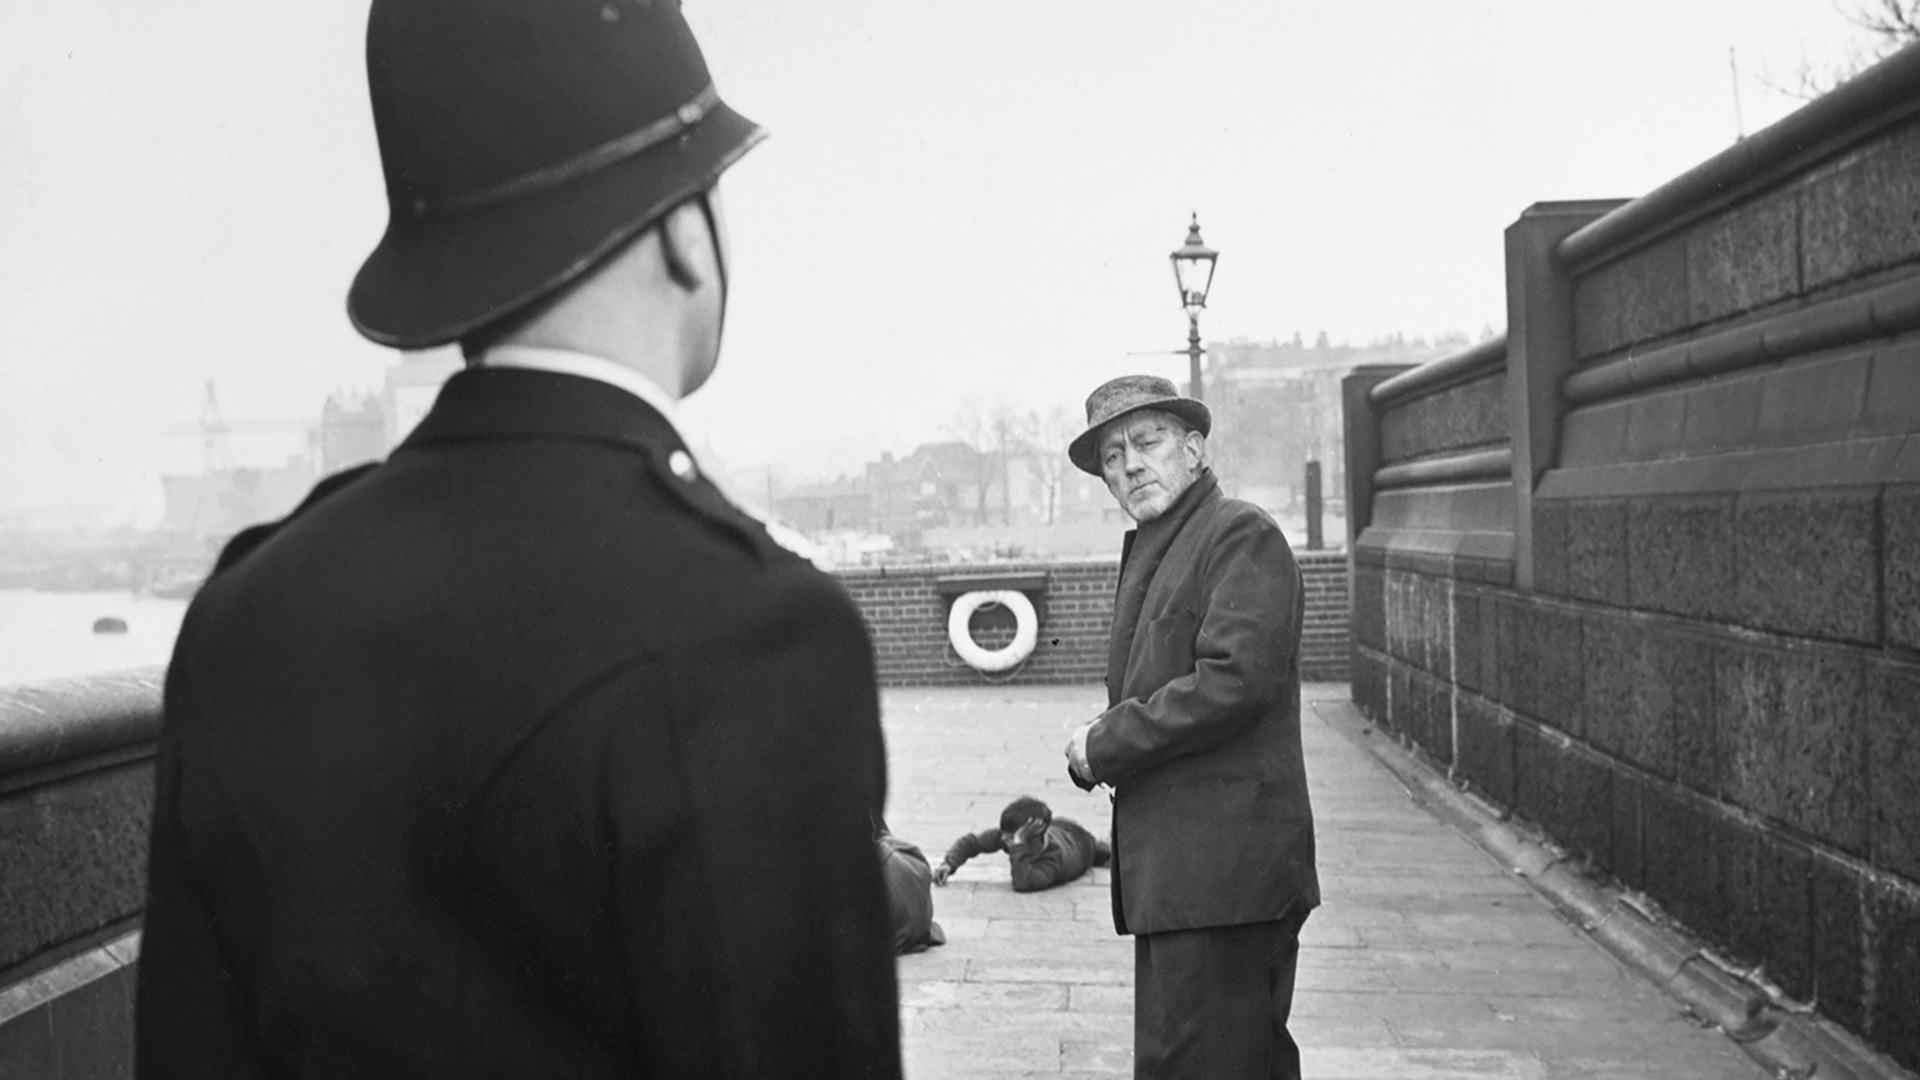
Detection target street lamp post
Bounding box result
[1169,213,1219,402]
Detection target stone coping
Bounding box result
[0,668,164,791]
[1558,46,1920,272]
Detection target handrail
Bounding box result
[1368,333,1509,407]
[1558,42,1920,272]
[1563,275,1920,405]
[0,668,165,791]
[1373,447,1513,490]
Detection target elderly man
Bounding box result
[134,2,900,1077]
[1063,375,1319,1079]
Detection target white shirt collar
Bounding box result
[475,345,682,429]
[470,344,821,563]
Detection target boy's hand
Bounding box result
[931,863,952,886]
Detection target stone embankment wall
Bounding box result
[0,670,160,1072]
[1345,49,1920,1070]
[836,552,1350,687]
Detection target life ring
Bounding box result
[947,590,1039,673]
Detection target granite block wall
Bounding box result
[1355,561,1920,1057]
[1572,117,1920,361]
[1379,370,1510,461]
[0,765,152,974]
[1350,87,1920,1069]
[1360,474,1920,1067]
[0,672,160,1080]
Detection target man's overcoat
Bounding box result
[1084,471,1319,936]
[136,368,902,1078]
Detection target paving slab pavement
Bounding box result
[880,683,1770,1080]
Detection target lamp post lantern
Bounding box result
[1169,213,1218,402]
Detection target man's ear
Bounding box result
[1183,431,1207,467]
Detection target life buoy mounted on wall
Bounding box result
[946,589,1039,673]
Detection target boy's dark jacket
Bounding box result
[136,369,902,1079]
[941,817,1105,893]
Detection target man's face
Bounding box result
[1098,410,1204,523]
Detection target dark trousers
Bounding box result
[1133,906,1310,1079]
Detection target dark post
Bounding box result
[1304,460,1323,550]
[1187,314,1204,402]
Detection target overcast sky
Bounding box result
[0,0,1867,521]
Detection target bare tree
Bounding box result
[1024,405,1081,526]
[1852,0,1920,42]
[945,398,1029,527]
[1762,0,1920,100]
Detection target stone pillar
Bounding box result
[1340,365,1416,550]
[1502,200,1625,590]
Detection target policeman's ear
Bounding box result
[656,199,714,292]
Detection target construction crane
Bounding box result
[164,381,313,474]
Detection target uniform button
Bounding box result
[668,449,698,481]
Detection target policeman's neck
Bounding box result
[491,218,722,400]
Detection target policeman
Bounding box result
[135,2,902,1076]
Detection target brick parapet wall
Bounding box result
[836,549,1349,687]
[1297,552,1350,683]
[835,561,1116,687]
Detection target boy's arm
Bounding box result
[934,829,999,883]
[1007,834,1070,893]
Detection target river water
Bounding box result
[0,589,190,688]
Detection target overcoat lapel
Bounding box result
[1104,471,1220,704]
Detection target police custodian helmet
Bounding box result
[347,0,765,349]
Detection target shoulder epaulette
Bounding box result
[639,449,786,564]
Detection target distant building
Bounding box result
[320,393,386,474]
[160,458,318,543]
[383,349,462,449]
[1203,334,1466,512]
[773,479,873,533]
[867,441,1006,541]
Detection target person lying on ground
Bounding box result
[931,796,1110,893]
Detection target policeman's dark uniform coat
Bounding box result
[137,372,901,1077]
[135,2,901,1076]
